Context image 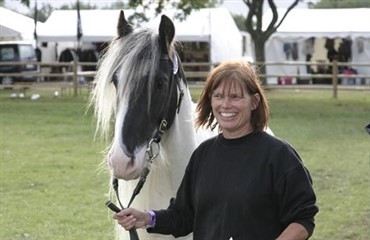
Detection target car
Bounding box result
[0,41,38,84]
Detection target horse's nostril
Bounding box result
[120,143,136,160]
[123,149,135,161]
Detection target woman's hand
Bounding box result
[113,208,151,230]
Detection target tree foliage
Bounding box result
[30,3,53,22]
[127,0,217,15]
[10,0,98,22]
[59,2,98,10]
[312,0,370,8]
[125,0,217,22]
[233,14,249,32]
[103,1,127,10]
[20,0,29,7]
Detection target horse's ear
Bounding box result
[117,10,133,38]
[159,15,175,54]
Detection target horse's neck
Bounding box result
[159,88,199,188]
[161,87,217,187]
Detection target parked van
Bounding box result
[0,41,38,84]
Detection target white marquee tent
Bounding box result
[0,7,43,42]
[263,8,370,84]
[38,8,244,64]
[38,9,122,42]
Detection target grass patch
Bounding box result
[1,87,369,239]
[265,89,370,239]
[0,89,114,240]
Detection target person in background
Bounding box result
[114,60,319,239]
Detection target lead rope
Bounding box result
[126,137,161,208]
[111,178,140,240]
[111,120,166,240]
[112,137,161,210]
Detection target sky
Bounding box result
[4,0,315,15]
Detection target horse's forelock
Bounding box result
[114,28,175,109]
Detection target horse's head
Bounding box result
[92,11,185,180]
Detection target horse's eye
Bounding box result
[156,79,164,89]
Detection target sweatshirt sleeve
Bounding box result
[273,144,319,237]
[147,151,196,237]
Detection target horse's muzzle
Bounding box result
[108,143,146,180]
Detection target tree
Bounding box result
[59,2,98,10]
[126,0,218,15]
[233,14,248,32]
[29,4,53,22]
[242,0,300,83]
[104,0,128,10]
[311,0,370,8]
[125,0,217,22]
[20,0,29,7]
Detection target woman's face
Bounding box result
[211,81,259,139]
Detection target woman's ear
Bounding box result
[252,93,260,110]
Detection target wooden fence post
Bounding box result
[332,60,338,99]
[73,60,78,97]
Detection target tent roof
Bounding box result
[38,9,125,42]
[38,8,239,42]
[263,8,370,39]
[0,7,43,40]
[146,8,213,42]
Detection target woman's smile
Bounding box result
[220,112,237,118]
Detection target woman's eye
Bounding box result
[213,94,222,99]
[231,95,241,99]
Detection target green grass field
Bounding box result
[1,87,369,239]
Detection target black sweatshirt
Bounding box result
[148,131,318,240]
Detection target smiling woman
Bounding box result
[115,60,318,240]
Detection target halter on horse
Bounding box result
[91,10,214,240]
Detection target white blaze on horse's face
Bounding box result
[108,95,147,180]
[107,11,179,180]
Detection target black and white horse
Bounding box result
[90,11,214,240]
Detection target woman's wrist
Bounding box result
[143,210,156,228]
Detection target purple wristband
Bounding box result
[145,210,156,228]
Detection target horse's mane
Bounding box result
[90,27,179,139]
